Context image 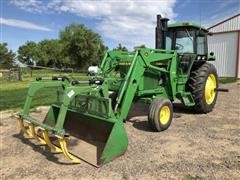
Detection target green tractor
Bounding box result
[17,15,218,166]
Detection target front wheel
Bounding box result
[148,98,173,132]
[187,63,218,113]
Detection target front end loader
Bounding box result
[17,15,219,166]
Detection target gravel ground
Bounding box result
[0,82,240,179]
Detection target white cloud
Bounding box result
[0,17,52,31]
[10,0,46,13]
[10,0,177,48]
[59,0,177,48]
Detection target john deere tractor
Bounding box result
[17,15,218,166]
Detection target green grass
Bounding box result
[0,70,89,111]
[218,77,238,84]
[1,69,238,111]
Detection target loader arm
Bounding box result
[21,80,68,115]
[115,48,177,121]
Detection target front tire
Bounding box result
[187,63,218,113]
[148,98,173,132]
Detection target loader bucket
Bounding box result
[43,104,128,166]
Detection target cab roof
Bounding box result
[168,22,208,31]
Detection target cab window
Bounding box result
[175,30,194,54]
[197,36,207,55]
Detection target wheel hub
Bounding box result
[205,74,216,105]
[159,106,170,125]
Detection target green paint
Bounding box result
[168,22,208,31]
[19,22,215,165]
[18,48,195,165]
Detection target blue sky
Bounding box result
[0,0,239,52]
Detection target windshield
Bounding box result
[176,30,194,53]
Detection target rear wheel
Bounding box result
[187,62,218,113]
[148,98,173,132]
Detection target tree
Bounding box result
[60,23,107,69]
[17,23,108,69]
[18,41,38,65]
[0,43,16,68]
[18,40,69,68]
[134,44,146,51]
[37,39,69,68]
[114,43,128,51]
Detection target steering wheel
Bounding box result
[176,43,184,50]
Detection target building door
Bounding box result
[208,32,238,77]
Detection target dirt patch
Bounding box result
[0,82,240,179]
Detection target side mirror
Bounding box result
[208,52,215,61]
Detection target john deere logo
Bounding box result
[153,62,168,66]
[119,62,131,65]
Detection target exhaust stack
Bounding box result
[155,14,169,49]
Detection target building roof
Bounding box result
[207,13,240,33]
[208,13,240,30]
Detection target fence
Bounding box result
[0,68,22,81]
[0,65,88,82]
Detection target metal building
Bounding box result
[208,13,240,78]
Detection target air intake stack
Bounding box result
[155,14,169,49]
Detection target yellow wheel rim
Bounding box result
[205,74,217,105]
[159,106,170,125]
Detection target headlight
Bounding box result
[201,56,206,60]
[197,56,202,60]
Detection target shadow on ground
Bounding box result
[126,102,194,132]
[12,132,77,165]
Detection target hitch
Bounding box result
[214,88,229,92]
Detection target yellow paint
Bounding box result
[27,123,35,138]
[42,130,62,153]
[205,74,216,104]
[18,118,46,144]
[153,62,168,66]
[17,118,30,136]
[159,106,170,125]
[28,123,46,145]
[58,137,81,163]
[17,118,80,163]
[119,62,131,65]
[144,52,149,57]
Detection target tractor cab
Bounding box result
[155,15,212,74]
[168,24,209,74]
[166,23,208,57]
